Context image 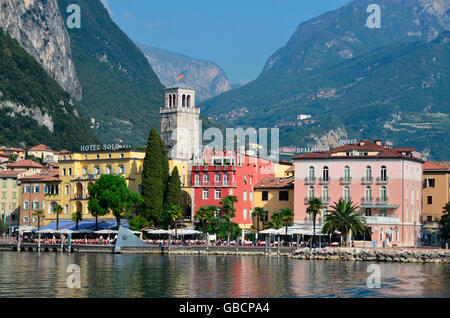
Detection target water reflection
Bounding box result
[0,252,449,298]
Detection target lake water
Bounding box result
[0,251,449,298]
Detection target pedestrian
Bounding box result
[99,235,103,244]
[52,234,56,245]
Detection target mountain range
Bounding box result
[137,43,232,102]
[200,0,450,160]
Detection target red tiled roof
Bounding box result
[255,176,294,189]
[423,161,450,171]
[7,160,43,168]
[29,144,54,152]
[0,169,27,177]
[19,170,59,182]
[293,140,423,163]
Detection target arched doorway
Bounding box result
[182,191,192,221]
[76,182,83,198]
[76,201,82,214]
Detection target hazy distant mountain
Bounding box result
[200,0,450,160]
[137,43,232,101]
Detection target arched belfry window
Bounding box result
[172,95,176,107]
[182,94,186,107]
[169,95,172,107]
[187,95,191,107]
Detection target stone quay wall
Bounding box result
[290,247,450,263]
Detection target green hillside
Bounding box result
[57,0,165,146]
[0,29,98,151]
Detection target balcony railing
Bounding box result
[339,177,352,184]
[365,215,401,225]
[304,177,316,185]
[321,197,330,205]
[377,197,388,205]
[362,197,373,205]
[318,177,330,185]
[376,177,389,184]
[361,177,373,184]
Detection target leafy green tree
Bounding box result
[252,207,267,238]
[0,218,8,234]
[141,128,169,225]
[129,215,150,231]
[196,205,218,239]
[33,210,45,231]
[88,175,143,230]
[71,211,83,230]
[162,205,184,237]
[323,200,365,246]
[220,195,238,242]
[280,208,294,239]
[307,197,323,245]
[216,221,241,241]
[165,166,184,211]
[439,202,450,240]
[52,204,63,230]
[88,197,107,231]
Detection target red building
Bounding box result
[191,150,279,229]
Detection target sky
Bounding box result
[102,0,353,84]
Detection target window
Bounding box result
[250,191,253,202]
[33,201,39,210]
[1,192,5,199]
[1,181,6,188]
[96,154,100,159]
[343,186,350,201]
[215,189,221,200]
[223,174,229,186]
[344,166,351,181]
[12,192,17,199]
[427,196,433,205]
[308,186,315,200]
[243,208,248,220]
[82,167,88,175]
[118,166,125,174]
[262,191,269,201]
[195,174,200,186]
[108,154,112,159]
[62,167,66,176]
[65,185,69,196]
[23,201,29,210]
[106,166,112,174]
[322,186,329,202]
[427,215,433,222]
[365,186,372,201]
[215,174,221,184]
[203,174,209,183]
[33,185,40,193]
[380,186,387,202]
[365,208,372,216]
[279,191,289,201]
[23,216,28,223]
[308,166,315,180]
[323,166,329,181]
[65,205,69,215]
[365,166,372,181]
[94,166,101,174]
[121,153,124,158]
[68,167,72,176]
[243,191,247,202]
[202,189,209,199]
[425,178,435,188]
[381,166,387,181]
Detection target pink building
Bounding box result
[293,140,423,247]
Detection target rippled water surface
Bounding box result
[0,251,449,297]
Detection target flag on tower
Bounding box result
[178,74,184,81]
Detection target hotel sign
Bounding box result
[80,143,132,152]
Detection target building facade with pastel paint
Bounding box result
[293,140,423,247]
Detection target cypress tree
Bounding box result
[165,166,184,211]
[141,128,169,225]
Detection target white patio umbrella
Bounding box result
[95,229,118,234]
[55,229,74,234]
[73,229,94,234]
[259,228,284,235]
[144,229,173,235]
[35,229,56,234]
[171,229,202,236]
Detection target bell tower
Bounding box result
[160,87,201,162]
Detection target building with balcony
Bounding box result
[293,140,424,247]
[58,149,145,221]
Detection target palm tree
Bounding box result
[52,204,63,230]
[32,210,45,231]
[322,200,365,247]
[196,206,217,240]
[252,207,267,239]
[220,195,238,242]
[72,211,83,230]
[306,197,323,247]
[280,208,294,241]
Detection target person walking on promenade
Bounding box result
[52,234,56,245]
[99,235,103,245]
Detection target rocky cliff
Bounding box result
[0,0,82,100]
[137,43,231,102]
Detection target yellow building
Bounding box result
[57,148,145,220]
[169,159,194,221]
[253,176,294,229]
[422,162,450,238]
